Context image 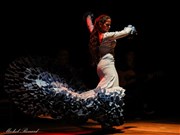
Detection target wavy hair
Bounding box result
[89,14,111,66]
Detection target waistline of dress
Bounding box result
[100,53,114,60]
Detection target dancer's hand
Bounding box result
[83,11,94,21]
[127,25,137,35]
[131,26,137,35]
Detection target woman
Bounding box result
[86,13,136,92]
[85,13,137,128]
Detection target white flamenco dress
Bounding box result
[4,55,125,127]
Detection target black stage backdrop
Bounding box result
[1,0,178,117]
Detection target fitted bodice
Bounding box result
[98,33,117,57]
[99,43,115,57]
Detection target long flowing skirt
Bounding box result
[4,56,125,127]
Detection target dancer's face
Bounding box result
[100,19,111,33]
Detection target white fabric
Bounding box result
[96,53,120,89]
[86,15,132,93]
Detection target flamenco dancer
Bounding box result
[4,12,137,129]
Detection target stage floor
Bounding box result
[0,116,179,135]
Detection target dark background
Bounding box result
[1,1,178,119]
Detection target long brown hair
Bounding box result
[89,14,111,66]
